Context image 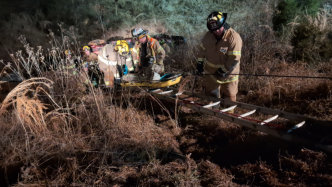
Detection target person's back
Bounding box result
[98,40,136,86]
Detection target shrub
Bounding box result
[299,0,323,16]
[272,0,324,32]
[291,10,332,63]
[273,0,299,32]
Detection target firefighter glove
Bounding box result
[215,68,228,78]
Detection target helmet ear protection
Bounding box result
[207,12,227,31]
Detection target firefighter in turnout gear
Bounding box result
[196,11,242,102]
[97,39,136,87]
[63,50,77,75]
[131,28,166,81]
[83,39,106,61]
[82,39,106,87]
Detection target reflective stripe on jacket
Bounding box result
[98,44,132,78]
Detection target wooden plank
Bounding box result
[150,89,161,93]
[175,92,183,96]
[239,109,256,118]
[203,101,220,108]
[220,105,237,112]
[287,121,306,133]
[260,115,279,125]
[159,90,173,95]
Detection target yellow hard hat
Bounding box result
[83,46,90,51]
[207,12,227,31]
[114,40,129,56]
[65,50,71,56]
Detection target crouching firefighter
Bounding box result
[131,28,166,81]
[97,40,136,87]
[196,11,242,102]
[82,39,106,87]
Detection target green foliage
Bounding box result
[291,21,322,62]
[10,0,243,37]
[273,0,298,32]
[1,0,276,59]
[272,0,332,63]
[0,0,274,41]
[272,0,323,32]
[298,0,322,15]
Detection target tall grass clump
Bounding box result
[221,1,332,119]
[0,27,188,185]
[1,1,332,185]
[291,9,332,63]
[272,0,324,33]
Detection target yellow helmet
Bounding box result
[114,40,129,56]
[65,50,71,56]
[83,46,90,52]
[207,12,227,31]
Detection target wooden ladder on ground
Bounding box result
[149,88,332,153]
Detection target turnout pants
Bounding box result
[203,75,239,102]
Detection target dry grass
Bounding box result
[233,161,280,186]
[240,61,332,119]
[198,160,236,187]
[0,78,55,134]
[136,156,200,186]
[0,1,331,186]
[0,76,183,185]
[0,31,185,185]
[278,149,331,186]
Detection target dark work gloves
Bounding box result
[215,68,228,79]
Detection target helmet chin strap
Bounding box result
[213,27,225,40]
[213,23,230,40]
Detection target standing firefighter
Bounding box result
[131,28,166,81]
[196,12,242,102]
